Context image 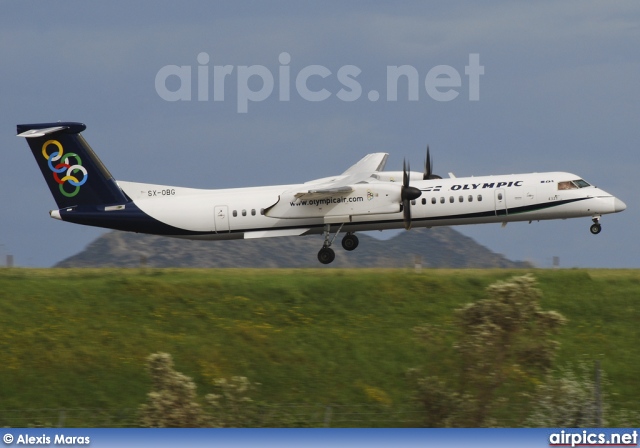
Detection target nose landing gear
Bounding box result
[590,216,602,235]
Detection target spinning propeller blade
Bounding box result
[423,145,442,180]
[401,159,421,230]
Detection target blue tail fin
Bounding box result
[17,122,129,209]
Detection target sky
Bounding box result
[1,1,639,268]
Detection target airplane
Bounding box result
[17,122,626,264]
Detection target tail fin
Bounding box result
[17,122,129,209]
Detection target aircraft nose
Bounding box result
[614,197,627,213]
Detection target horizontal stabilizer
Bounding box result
[17,126,69,138]
[17,122,87,136]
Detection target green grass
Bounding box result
[0,268,638,427]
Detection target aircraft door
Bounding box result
[214,205,230,233]
[495,189,507,216]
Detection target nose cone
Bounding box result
[614,197,627,213]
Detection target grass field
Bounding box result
[0,268,638,427]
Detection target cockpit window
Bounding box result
[558,179,591,190]
[573,179,591,188]
[558,181,577,190]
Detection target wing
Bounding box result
[291,153,388,199]
[341,152,388,175]
[266,153,404,219]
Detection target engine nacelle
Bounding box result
[266,183,403,219]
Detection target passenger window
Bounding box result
[422,198,426,205]
[497,193,503,200]
[242,209,247,216]
[260,208,265,215]
[411,200,416,206]
[468,195,473,202]
[432,197,436,205]
[251,209,256,216]
[459,196,464,203]
[478,195,482,201]
[440,197,445,204]
[449,196,454,203]
[232,210,237,217]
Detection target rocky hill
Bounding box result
[55,227,531,268]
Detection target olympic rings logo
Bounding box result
[41,140,89,198]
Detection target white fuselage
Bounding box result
[115,171,625,240]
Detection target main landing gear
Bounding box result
[590,216,602,235]
[317,246,336,264]
[342,233,359,251]
[317,224,359,264]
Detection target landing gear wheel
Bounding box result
[590,223,602,235]
[318,247,336,264]
[341,233,359,251]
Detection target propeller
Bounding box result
[423,145,442,180]
[401,159,422,230]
